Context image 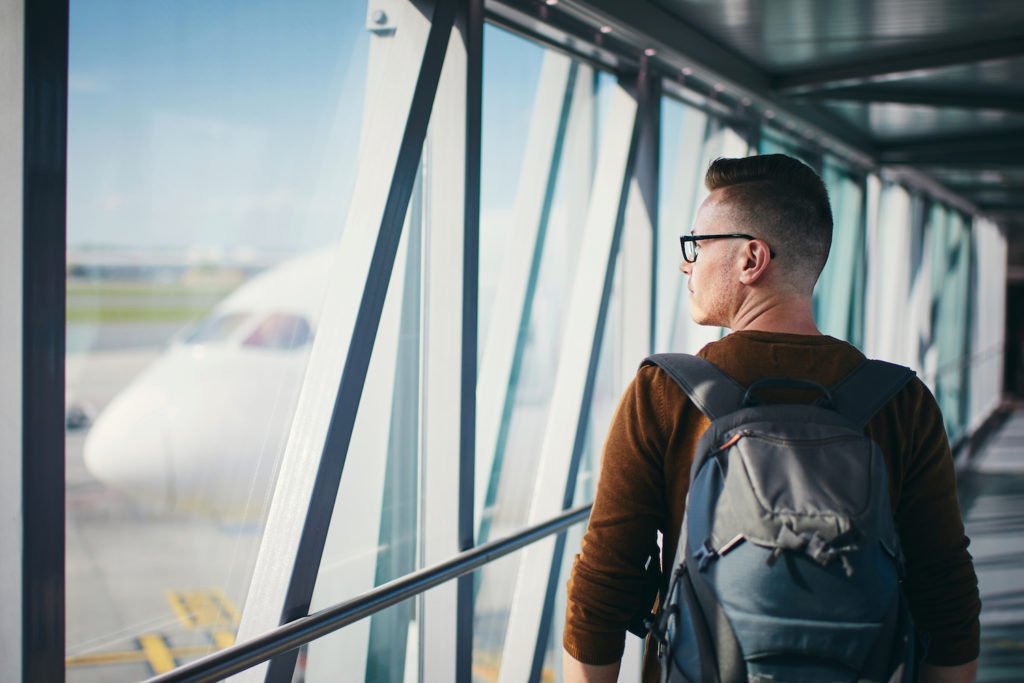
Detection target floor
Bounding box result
[960,408,1024,681]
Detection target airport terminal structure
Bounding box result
[3,0,1024,681]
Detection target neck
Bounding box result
[728,292,820,335]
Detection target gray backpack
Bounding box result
[643,353,921,683]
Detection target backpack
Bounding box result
[642,353,922,683]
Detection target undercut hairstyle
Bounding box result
[705,154,833,288]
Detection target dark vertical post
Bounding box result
[22,0,68,681]
[641,77,661,355]
[457,0,483,681]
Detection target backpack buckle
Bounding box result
[693,538,718,572]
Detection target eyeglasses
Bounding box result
[679,233,775,263]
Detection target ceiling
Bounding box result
[539,0,1024,244]
[651,0,1024,222]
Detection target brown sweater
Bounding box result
[563,331,980,678]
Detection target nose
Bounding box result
[83,380,173,509]
[679,259,692,275]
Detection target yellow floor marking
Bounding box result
[66,650,148,666]
[165,590,196,628]
[138,633,177,674]
[166,588,240,630]
[210,587,241,624]
[67,643,217,669]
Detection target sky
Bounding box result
[67,0,544,253]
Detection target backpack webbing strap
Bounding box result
[642,354,746,421]
[826,359,916,429]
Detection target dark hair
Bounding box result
[704,154,833,284]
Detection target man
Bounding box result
[562,154,980,683]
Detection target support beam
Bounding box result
[457,1,483,681]
[21,0,67,681]
[418,0,478,678]
[232,1,456,680]
[776,35,1024,94]
[879,129,1024,166]
[797,85,1024,113]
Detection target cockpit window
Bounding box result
[182,312,249,345]
[242,313,312,350]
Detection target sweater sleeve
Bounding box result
[895,379,980,665]
[563,365,669,665]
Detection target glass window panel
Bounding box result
[478,24,545,356]
[656,104,747,353]
[931,208,972,441]
[303,595,419,683]
[477,31,613,544]
[864,181,914,365]
[65,1,369,679]
[306,169,425,674]
[758,128,819,170]
[814,160,866,346]
[471,525,590,683]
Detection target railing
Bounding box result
[145,503,593,683]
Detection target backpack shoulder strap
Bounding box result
[827,359,916,429]
[641,353,746,420]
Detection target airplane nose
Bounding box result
[83,379,173,510]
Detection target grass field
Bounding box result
[66,280,237,323]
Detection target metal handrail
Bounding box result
[145,503,593,683]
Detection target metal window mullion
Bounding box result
[475,51,575,540]
[21,0,67,680]
[620,67,658,385]
[230,2,457,681]
[419,4,472,679]
[458,0,483,679]
[496,79,640,683]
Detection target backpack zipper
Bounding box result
[736,431,860,448]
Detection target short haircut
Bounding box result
[705,154,833,286]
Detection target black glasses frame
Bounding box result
[679,233,775,263]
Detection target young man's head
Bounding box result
[680,154,833,328]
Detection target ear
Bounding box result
[737,239,772,285]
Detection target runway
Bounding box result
[66,342,260,681]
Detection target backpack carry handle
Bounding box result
[742,378,834,409]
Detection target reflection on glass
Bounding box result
[65,1,369,679]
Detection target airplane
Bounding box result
[83,248,333,521]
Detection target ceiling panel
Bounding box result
[649,0,1024,72]
[824,101,1024,142]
